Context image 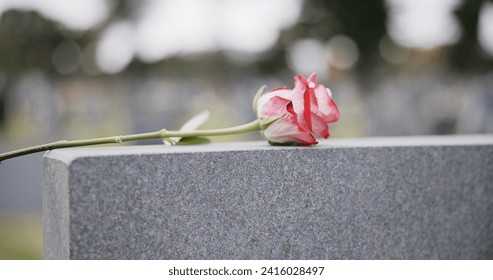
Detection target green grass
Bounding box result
[0,213,42,260]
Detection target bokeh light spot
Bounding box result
[51,40,81,74]
[96,21,136,74]
[478,2,493,59]
[287,39,327,76]
[327,35,359,70]
[386,0,462,50]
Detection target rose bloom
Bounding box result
[256,73,340,145]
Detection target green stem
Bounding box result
[0,119,261,163]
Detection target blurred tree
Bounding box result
[0,11,62,125]
[0,10,63,74]
[450,0,493,72]
[323,0,387,73]
[1,0,492,122]
[0,2,124,126]
[0,82,7,124]
[280,0,387,74]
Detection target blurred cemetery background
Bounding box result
[1,0,493,259]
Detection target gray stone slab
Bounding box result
[43,135,493,259]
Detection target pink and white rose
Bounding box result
[256,73,340,145]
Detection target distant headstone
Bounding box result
[43,136,493,259]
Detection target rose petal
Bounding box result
[294,75,308,89]
[266,85,312,133]
[262,99,317,145]
[311,113,329,138]
[307,72,317,88]
[264,121,317,145]
[303,87,312,132]
[326,86,333,98]
[258,93,291,117]
[271,86,289,92]
[256,89,292,116]
[308,87,319,116]
[314,84,340,123]
[255,73,339,146]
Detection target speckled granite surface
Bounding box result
[43,135,493,259]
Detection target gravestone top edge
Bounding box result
[43,133,493,259]
[43,134,493,164]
